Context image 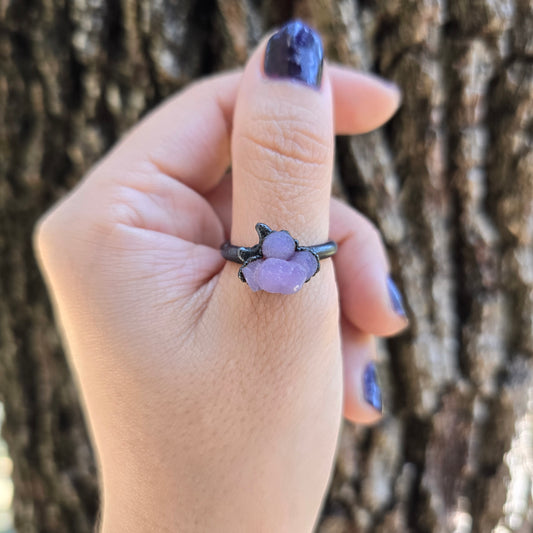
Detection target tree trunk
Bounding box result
[0,1,531,532]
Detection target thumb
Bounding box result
[230,20,334,287]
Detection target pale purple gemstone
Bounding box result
[261,231,296,260]
[241,260,262,291]
[256,258,307,294]
[291,250,319,281]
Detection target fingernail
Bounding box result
[264,20,323,88]
[387,276,406,317]
[363,362,382,413]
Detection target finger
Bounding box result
[230,20,333,251]
[96,67,399,197]
[329,65,401,135]
[204,171,233,236]
[331,198,408,336]
[341,319,383,425]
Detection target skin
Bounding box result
[34,33,408,533]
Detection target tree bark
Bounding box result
[0,1,531,532]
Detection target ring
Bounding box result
[221,223,337,294]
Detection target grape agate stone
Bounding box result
[262,231,295,260]
[291,249,318,276]
[241,259,262,292]
[240,230,319,294]
[256,258,307,294]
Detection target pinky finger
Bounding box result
[342,319,383,425]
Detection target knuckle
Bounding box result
[365,221,384,249]
[359,221,384,254]
[33,201,78,272]
[238,106,332,180]
[33,211,54,262]
[353,219,389,269]
[33,181,138,272]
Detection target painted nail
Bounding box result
[363,362,382,413]
[264,20,323,88]
[387,276,406,317]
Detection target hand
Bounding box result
[35,21,407,532]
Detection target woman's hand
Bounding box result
[35,21,407,532]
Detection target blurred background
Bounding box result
[0,1,531,532]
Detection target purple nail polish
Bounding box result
[363,362,382,413]
[387,276,406,317]
[264,20,323,88]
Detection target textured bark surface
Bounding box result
[0,1,531,532]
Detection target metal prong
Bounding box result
[255,223,272,240]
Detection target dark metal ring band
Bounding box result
[221,239,337,264]
[221,224,337,264]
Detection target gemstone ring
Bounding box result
[221,223,337,295]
